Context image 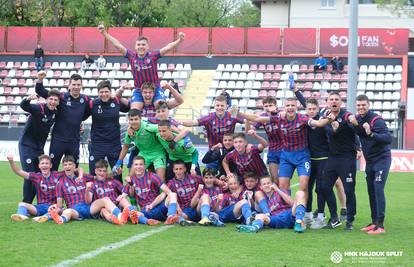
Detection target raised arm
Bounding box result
[20,95,40,114]
[239,112,270,124]
[85,182,94,204]
[271,184,294,207]
[98,24,127,55]
[248,129,268,151]
[160,32,185,56]
[35,71,49,99]
[7,156,30,179]
[164,83,184,109]
[309,113,335,128]
[180,120,199,127]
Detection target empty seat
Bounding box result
[221,72,230,80]
[376,65,385,73]
[376,73,384,82]
[244,81,253,89]
[394,65,402,72]
[275,65,283,72]
[291,65,299,72]
[282,65,291,72]
[373,101,382,109]
[233,64,241,72]
[367,65,377,73]
[373,92,383,100]
[392,92,400,100]
[218,81,227,88]
[266,64,274,72]
[331,82,340,90]
[393,82,401,90]
[225,64,233,72]
[238,72,247,80]
[382,102,392,109]
[227,81,236,89]
[175,64,184,71]
[233,90,241,97]
[241,64,250,72]
[393,74,402,81]
[255,72,264,81]
[385,65,394,73]
[359,65,368,73]
[258,64,266,72]
[230,72,239,80]
[241,89,250,98]
[235,81,244,89]
[247,72,255,80]
[375,82,384,90]
[367,74,376,81]
[384,73,394,82]
[253,81,261,89]
[384,82,393,90]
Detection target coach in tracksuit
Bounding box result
[18,90,60,203]
[36,72,90,170]
[321,92,360,230]
[86,80,130,182]
[350,94,392,235]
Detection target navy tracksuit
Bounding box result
[355,110,392,227]
[322,109,358,222]
[87,97,129,182]
[19,98,57,203]
[36,82,90,170]
[202,146,236,178]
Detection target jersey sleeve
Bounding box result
[235,115,244,124]
[224,150,235,162]
[151,173,163,188]
[114,180,125,195]
[298,113,311,125]
[83,174,95,182]
[124,49,136,61]
[20,99,41,115]
[145,122,159,133]
[371,117,393,144]
[28,172,41,183]
[270,115,281,125]
[35,81,49,99]
[167,180,175,191]
[124,132,132,145]
[152,50,161,60]
[250,145,260,155]
[197,114,211,126]
[119,99,130,113]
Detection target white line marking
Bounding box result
[51,226,172,267]
[291,183,299,188]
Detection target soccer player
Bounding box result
[8,154,61,222]
[35,71,90,170]
[48,155,128,224]
[202,132,236,178]
[156,120,199,180]
[87,80,130,182]
[18,90,59,203]
[180,95,244,150]
[248,96,284,184]
[167,160,205,225]
[215,176,253,225]
[98,24,185,110]
[350,94,392,234]
[237,176,307,233]
[239,99,334,193]
[122,156,179,224]
[320,92,361,230]
[222,132,268,181]
[115,109,166,180]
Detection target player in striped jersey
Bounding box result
[8,154,62,223]
[48,156,128,225]
[222,132,268,181]
[98,24,185,110]
[122,156,180,225]
[237,176,307,233]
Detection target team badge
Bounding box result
[98,105,102,114]
[66,101,71,106]
[337,117,342,123]
[26,158,32,164]
[40,182,48,192]
[146,58,151,64]
[80,98,84,104]
[89,155,94,161]
[42,115,48,123]
[108,181,112,186]
[110,103,115,108]
[96,188,104,196]
[68,186,77,193]
[190,179,195,184]
[135,188,141,195]
[50,153,54,158]
[177,188,185,196]
[296,123,300,128]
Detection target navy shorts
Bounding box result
[142,203,168,221]
[182,207,199,222]
[279,149,311,178]
[267,150,281,165]
[35,203,51,216]
[73,203,92,219]
[268,208,294,229]
[131,86,166,103]
[218,204,239,222]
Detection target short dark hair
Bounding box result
[137,36,149,42]
[356,94,370,102]
[48,89,60,99]
[233,132,246,140]
[243,172,258,181]
[95,159,108,169]
[97,80,111,91]
[69,74,82,83]
[156,100,169,111]
[306,98,319,106]
[133,155,145,164]
[285,97,297,102]
[223,132,234,138]
[62,155,75,163]
[173,160,186,167]
[158,120,171,128]
[141,82,155,91]
[328,91,340,98]
[215,95,227,103]
[38,154,51,163]
[202,168,217,177]
[262,96,277,105]
[128,109,141,118]
[260,175,272,182]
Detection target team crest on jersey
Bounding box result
[108,181,112,186]
[50,153,54,158]
[96,188,104,196]
[98,105,103,114]
[177,188,185,196]
[42,115,49,123]
[190,179,195,184]
[66,101,71,106]
[337,117,342,123]
[26,158,32,164]
[89,155,94,161]
[110,103,115,108]
[80,98,84,104]
[296,123,300,128]
[40,182,48,192]
[135,187,141,195]
[146,58,151,64]
[68,186,77,193]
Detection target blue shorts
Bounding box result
[218,205,239,222]
[279,149,311,178]
[182,207,199,222]
[73,203,92,219]
[268,208,294,229]
[267,150,282,164]
[142,203,168,221]
[35,203,51,216]
[131,86,166,103]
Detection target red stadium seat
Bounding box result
[332,74,341,81]
[261,81,270,89]
[270,81,278,89]
[92,71,100,79]
[120,63,128,71]
[271,73,280,81]
[17,79,25,86]
[258,90,267,97]
[44,62,52,69]
[298,73,306,81]
[339,91,347,98]
[167,64,175,71]
[341,73,348,81]
[315,73,323,80]
[64,79,70,86]
[250,64,258,72]
[19,87,27,95]
[0,70,8,78]
[275,64,283,72]
[256,99,263,108]
[306,73,315,81]
[303,91,312,98]
[321,91,329,99]
[29,62,35,69]
[263,72,272,81]
[304,82,313,90]
[13,62,21,68]
[54,71,61,78]
[312,91,321,99]
[6,96,13,104]
[340,82,347,89]
[268,90,276,97]
[0,62,6,68]
[30,70,37,78]
[296,83,305,90]
[258,64,266,72]
[15,70,23,78]
[266,64,274,72]
[300,65,308,72]
[74,62,82,70]
[3,87,12,95]
[2,79,10,86]
[324,73,332,80]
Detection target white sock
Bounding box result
[305,212,312,218]
[317,213,325,220]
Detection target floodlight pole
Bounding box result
[347,0,358,114]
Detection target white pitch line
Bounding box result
[291,182,299,188]
[51,226,172,267]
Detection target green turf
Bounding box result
[0,162,413,266]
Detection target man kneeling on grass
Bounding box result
[237,176,307,233]
[48,155,129,225]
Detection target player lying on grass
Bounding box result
[8,154,62,223]
[213,176,254,225]
[237,176,307,233]
[48,155,129,225]
[122,156,179,225]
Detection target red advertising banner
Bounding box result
[247,28,281,54]
[320,28,409,55]
[0,27,5,52]
[40,27,72,52]
[212,28,244,54]
[142,28,174,51]
[74,27,105,53]
[7,27,38,52]
[283,28,317,54]
[176,28,209,54]
[360,150,414,172]
[107,27,140,53]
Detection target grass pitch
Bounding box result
[0,162,413,266]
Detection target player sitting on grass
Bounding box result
[215,176,253,225]
[237,176,307,233]
[166,160,204,226]
[191,168,224,226]
[123,156,179,225]
[83,159,143,225]
[48,155,128,225]
[8,154,62,223]
[223,131,269,182]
